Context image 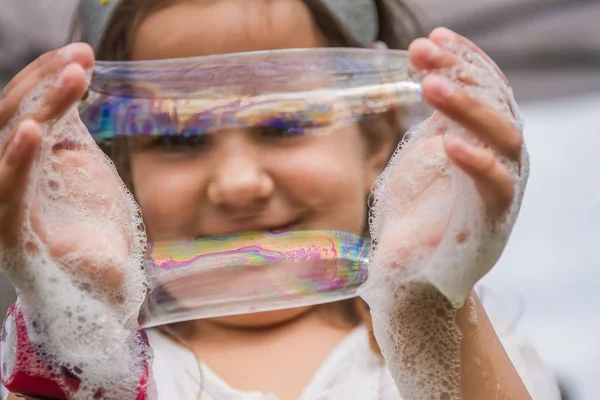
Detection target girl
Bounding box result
[0,0,559,399]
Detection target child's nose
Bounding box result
[206,140,274,208]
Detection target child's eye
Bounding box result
[260,119,323,138]
[261,126,304,138]
[151,134,209,151]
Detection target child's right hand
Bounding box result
[0,43,146,306]
[0,43,93,247]
[0,42,153,400]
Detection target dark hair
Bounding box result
[87,0,426,59]
[81,0,425,354]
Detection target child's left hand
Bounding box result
[359,29,532,400]
[362,28,527,308]
[409,27,523,220]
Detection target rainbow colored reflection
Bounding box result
[79,48,422,141]
[140,230,370,327]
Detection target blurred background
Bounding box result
[0,1,598,399]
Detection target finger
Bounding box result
[422,75,522,162]
[409,39,479,86]
[0,120,42,248]
[0,43,94,129]
[0,63,89,154]
[33,63,89,122]
[409,38,457,70]
[1,49,60,97]
[2,43,93,98]
[445,135,514,218]
[429,27,509,85]
[0,119,42,195]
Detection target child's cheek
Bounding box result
[273,131,367,232]
[131,157,204,241]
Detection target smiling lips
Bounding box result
[195,218,303,239]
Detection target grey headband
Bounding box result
[80,0,379,50]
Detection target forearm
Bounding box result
[372,282,531,400]
[456,290,531,399]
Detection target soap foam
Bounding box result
[0,70,155,399]
[360,42,528,400]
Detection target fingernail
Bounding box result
[435,27,455,42]
[59,43,79,61]
[12,119,34,149]
[423,41,439,61]
[446,136,471,158]
[429,75,454,98]
[11,129,23,148]
[55,68,69,88]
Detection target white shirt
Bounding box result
[146,325,561,400]
[147,326,397,400]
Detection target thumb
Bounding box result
[0,120,42,250]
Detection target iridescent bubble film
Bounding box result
[79,48,422,140]
[141,230,370,328]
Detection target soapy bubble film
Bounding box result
[358,43,529,400]
[140,230,370,328]
[80,48,422,141]
[0,71,155,399]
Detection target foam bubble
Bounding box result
[468,296,478,326]
[360,42,528,400]
[0,70,154,399]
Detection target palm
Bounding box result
[30,112,144,300]
[1,97,146,310]
[363,29,526,309]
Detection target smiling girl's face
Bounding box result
[127,0,395,327]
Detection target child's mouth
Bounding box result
[268,220,301,233]
[194,218,304,240]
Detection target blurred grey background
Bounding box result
[1,1,599,399]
